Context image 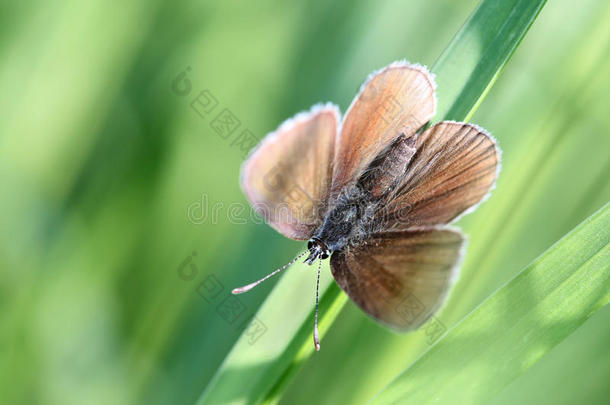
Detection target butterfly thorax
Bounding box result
[310,186,378,255]
[308,134,417,258]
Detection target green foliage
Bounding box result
[1,0,608,404]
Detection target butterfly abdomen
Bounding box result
[357,134,417,199]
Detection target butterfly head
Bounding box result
[304,238,330,265]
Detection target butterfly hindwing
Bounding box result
[330,227,464,330]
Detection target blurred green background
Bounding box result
[1,0,609,404]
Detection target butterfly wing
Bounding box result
[330,227,463,330]
[241,104,339,240]
[330,61,436,199]
[381,121,500,230]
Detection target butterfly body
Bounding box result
[310,134,417,255]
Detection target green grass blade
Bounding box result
[434,0,547,121]
[197,262,347,405]
[198,0,548,403]
[370,202,610,404]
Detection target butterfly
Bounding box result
[232,61,500,350]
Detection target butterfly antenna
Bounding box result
[232,251,307,294]
[313,259,322,351]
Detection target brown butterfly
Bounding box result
[232,61,500,350]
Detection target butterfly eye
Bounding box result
[307,239,314,250]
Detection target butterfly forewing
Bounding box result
[381,121,500,230]
[330,228,464,330]
[330,62,436,199]
[241,104,339,240]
